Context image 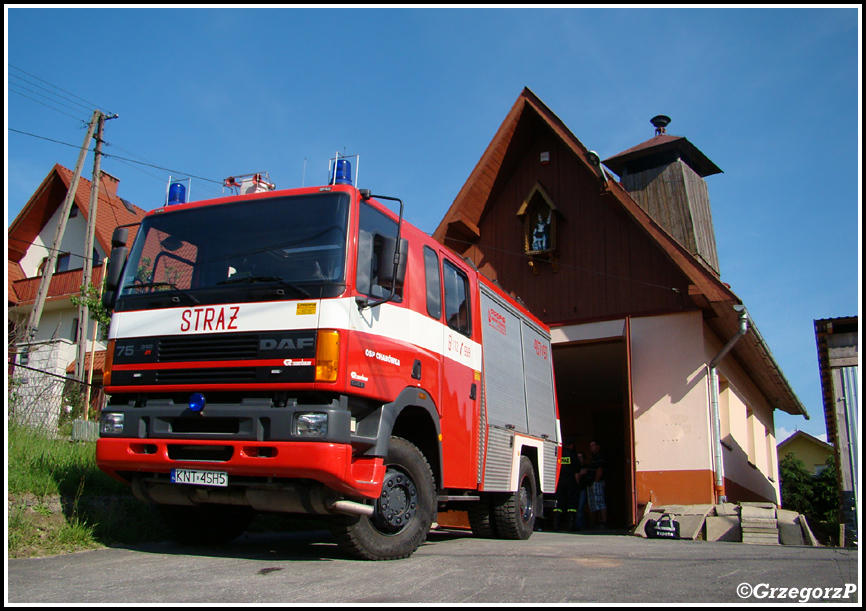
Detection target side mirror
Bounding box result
[378,237,408,290]
[111,227,129,248]
[101,290,117,311]
[102,246,128,311]
[104,247,128,293]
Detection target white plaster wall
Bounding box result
[631,311,713,473]
[31,307,77,343]
[19,205,102,276]
[548,309,781,504]
[706,332,780,504]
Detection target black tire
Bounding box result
[493,455,537,540]
[468,495,498,538]
[329,437,436,560]
[159,504,254,546]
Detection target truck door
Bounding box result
[440,258,478,489]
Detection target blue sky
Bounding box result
[6,7,861,443]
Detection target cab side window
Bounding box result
[443,260,470,337]
[424,246,441,319]
[357,202,403,301]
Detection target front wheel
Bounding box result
[493,455,538,540]
[329,437,436,560]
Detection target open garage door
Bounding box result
[552,319,636,528]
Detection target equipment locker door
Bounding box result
[479,288,528,434]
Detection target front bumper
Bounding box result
[96,438,386,499]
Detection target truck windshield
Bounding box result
[118,192,350,306]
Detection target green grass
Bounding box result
[8,421,127,497]
[7,421,166,558]
[7,422,328,558]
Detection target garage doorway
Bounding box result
[553,328,636,528]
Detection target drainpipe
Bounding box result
[709,305,749,504]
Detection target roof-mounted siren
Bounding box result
[222,172,276,195]
[651,114,671,136]
[166,176,191,206]
[328,153,360,187]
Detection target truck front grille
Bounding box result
[159,334,259,362]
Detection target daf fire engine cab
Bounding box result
[96,160,561,560]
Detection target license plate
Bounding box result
[170,469,228,487]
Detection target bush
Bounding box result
[779,452,840,525]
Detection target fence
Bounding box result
[9,357,106,437]
[71,419,100,442]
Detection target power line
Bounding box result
[9,127,224,185]
[9,126,88,149]
[9,73,94,115]
[11,128,679,295]
[9,87,90,123]
[9,64,109,114]
[8,236,107,261]
[432,234,683,294]
[100,149,224,185]
[10,362,101,388]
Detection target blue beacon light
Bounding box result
[168,182,187,205]
[333,159,353,185]
[189,393,206,413]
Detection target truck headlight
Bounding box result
[100,412,125,435]
[294,413,328,437]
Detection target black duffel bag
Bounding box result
[645,514,681,539]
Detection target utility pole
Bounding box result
[75,111,116,391]
[26,110,100,342]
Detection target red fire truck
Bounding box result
[96,161,560,560]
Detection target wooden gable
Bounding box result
[435,89,694,325]
[434,88,808,418]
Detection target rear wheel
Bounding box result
[493,455,537,540]
[468,495,498,538]
[329,437,436,560]
[159,504,254,546]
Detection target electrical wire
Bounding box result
[11,122,682,294]
[430,234,683,294]
[9,64,109,114]
[9,75,94,116]
[9,362,101,388]
[9,127,224,186]
[8,88,89,123]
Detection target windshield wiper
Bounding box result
[217,276,311,298]
[123,281,201,304]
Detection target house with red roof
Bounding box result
[8,164,146,429]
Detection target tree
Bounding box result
[779,452,814,515]
[779,452,841,526]
[69,281,110,341]
[811,455,840,522]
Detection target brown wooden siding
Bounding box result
[463,128,693,326]
[622,159,720,274]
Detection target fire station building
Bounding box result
[434,88,808,528]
